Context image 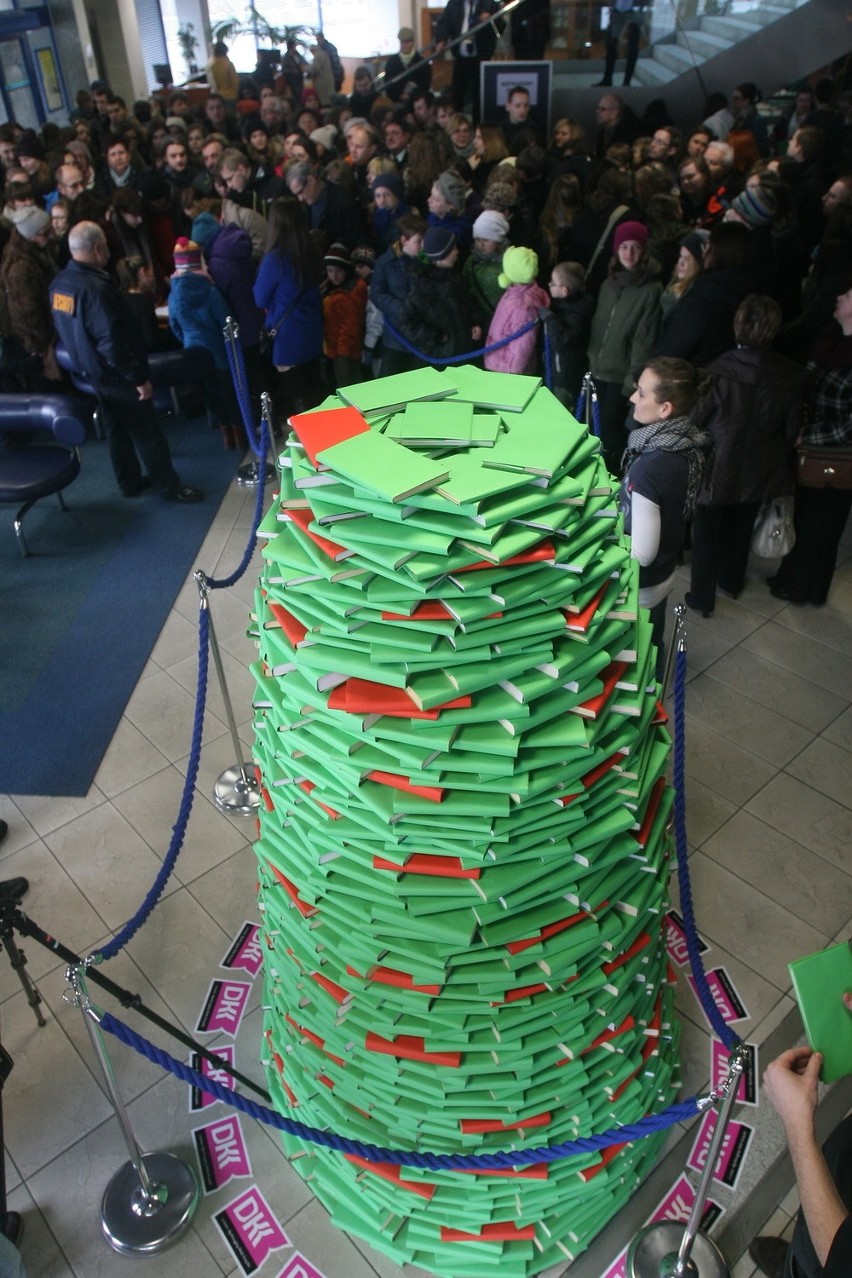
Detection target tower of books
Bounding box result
[251,367,681,1278]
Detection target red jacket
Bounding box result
[323,277,366,359]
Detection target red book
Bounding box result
[289,404,370,468]
[456,1164,549,1180]
[265,860,317,918]
[296,778,340,820]
[366,770,445,802]
[632,776,667,847]
[460,1111,550,1134]
[267,602,308,646]
[453,538,556,573]
[557,791,582,808]
[365,1032,461,1067]
[563,583,608,633]
[311,970,350,1004]
[381,601,454,621]
[573,661,629,720]
[602,932,652,976]
[286,1015,347,1065]
[441,1222,537,1243]
[373,853,479,879]
[581,1014,636,1056]
[365,964,443,996]
[581,747,627,790]
[286,508,351,561]
[579,1141,627,1182]
[345,1155,437,1200]
[327,677,471,719]
[506,907,589,956]
[491,981,550,1004]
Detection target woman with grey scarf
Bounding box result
[618,357,714,678]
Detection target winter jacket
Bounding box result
[253,249,323,369]
[0,230,56,355]
[323,278,367,360]
[654,267,749,368]
[204,223,265,347]
[539,292,595,405]
[370,247,420,353]
[485,281,548,374]
[462,248,504,329]
[426,210,472,252]
[399,262,473,362]
[50,259,149,388]
[168,271,230,370]
[371,201,411,254]
[693,347,806,504]
[588,264,661,394]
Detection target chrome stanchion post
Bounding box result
[661,602,686,701]
[223,319,274,488]
[195,570,261,817]
[627,1046,744,1278]
[65,965,199,1254]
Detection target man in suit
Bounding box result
[435,0,505,124]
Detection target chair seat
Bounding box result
[0,445,80,503]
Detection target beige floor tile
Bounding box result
[684,854,829,990]
[684,720,776,807]
[681,624,740,681]
[93,719,171,799]
[683,675,814,768]
[283,1198,390,1278]
[773,600,852,657]
[698,646,847,733]
[6,1182,70,1277]
[745,774,852,873]
[670,933,785,1042]
[12,787,106,838]
[111,766,249,885]
[188,843,260,939]
[123,668,228,762]
[678,595,770,646]
[741,622,852,695]
[682,778,738,848]
[823,704,852,753]
[0,796,38,858]
[43,803,179,932]
[729,1254,758,1278]
[167,640,258,730]
[785,737,852,810]
[701,810,852,936]
[149,609,203,670]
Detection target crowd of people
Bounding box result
[0,47,850,598]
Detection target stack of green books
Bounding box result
[251,368,681,1278]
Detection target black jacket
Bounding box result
[655,268,750,367]
[50,258,148,388]
[399,262,473,360]
[436,0,505,60]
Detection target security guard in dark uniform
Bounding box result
[50,220,203,502]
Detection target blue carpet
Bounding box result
[0,415,242,796]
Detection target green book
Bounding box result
[434,454,534,507]
[338,366,453,414]
[317,430,450,504]
[441,363,541,412]
[789,942,852,1081]
[387,399,474,446]
[484,415,580,479]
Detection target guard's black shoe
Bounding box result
[0,877,29,904]
[2,1211,23,1247]
[748,1236,788,1278]
[164,485,204,504]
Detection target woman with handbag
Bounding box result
[253,197,324,424]
[769,285,852,607]
[685,294,806,616]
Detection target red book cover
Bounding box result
[581,1014,636,1056]
[265,860,317,918]
[574,662,629,720]
[366,770,445,802]
[456,1164,549,1180]
[365,1032,461,1067]
[578,1141,627,1182]
[562,583,608,633]
[602,932,652,976]
[345,1156,438,1200]
[368,965,443,996]
[632,776,666,847]
[372,853,480,879]
[506,907,590,956]
[454,538,556,573]
[296,778,340,820]
[491,981,550,1004]
[289,404,370,467]
[328,678,471,719]
[267,602,308,646]
[286,508,351,561]
[441,1222,537,1243]
[311,970,350,1005]
[460,1111,551,1134]
[581,746,628,790]
[381,601,454,621]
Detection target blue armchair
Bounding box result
[0,394,88,556]
[55,343,216,433]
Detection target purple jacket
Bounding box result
[484,281,549,374]
[205,223,265,347]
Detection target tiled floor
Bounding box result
[1,477,850,1278]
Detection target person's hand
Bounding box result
[136,380,153,401]
[763,1046,821,1135]
[843,991,852,1015]
[434,40,446,55]
[471,325,482,341]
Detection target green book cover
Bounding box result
[317,430,450,503]
[338,366,454,414]
[388,399,474,445]
[441,363,541,412]
[789,942,852,1081]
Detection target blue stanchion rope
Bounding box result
[543,328,553,392]
[95,605,210,963]
[98,1009,699,1169]
[207,418,270,591]
[224,327,262,457]
[575,380,601,438]
[672,649,741,1052]
[382,317,538,366]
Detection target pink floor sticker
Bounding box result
[193,1113,253,1193]
[189,1044,236,1112]
[223,922,264,977]
[646,1172,725,1233]
[277,1252,329,1278]
[687,1109,754,1190]
[666,909,709,968]
[196,978,252,1035]
[687,966,749,1027]
[214,1185,290,1275]
[601,1247,629,1278]
[710,1038,758,1107]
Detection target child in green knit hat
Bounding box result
[484,245,549,374]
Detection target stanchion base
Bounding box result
[236,460,276,487]
[214,763,262,816]
[101,1152,199,1254]
[628,1222,730,1278]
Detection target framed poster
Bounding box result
[35,47,63,114]
[480,60,552,138]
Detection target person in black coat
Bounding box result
[284,161,367,249]
[538,261,594,410]
[434,0,505,123]
[383,29,431,105]
[399,226,477,364]
[655,221,752,367]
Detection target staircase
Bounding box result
[551,0,852,132]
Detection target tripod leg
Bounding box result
[1,931,45,1028]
